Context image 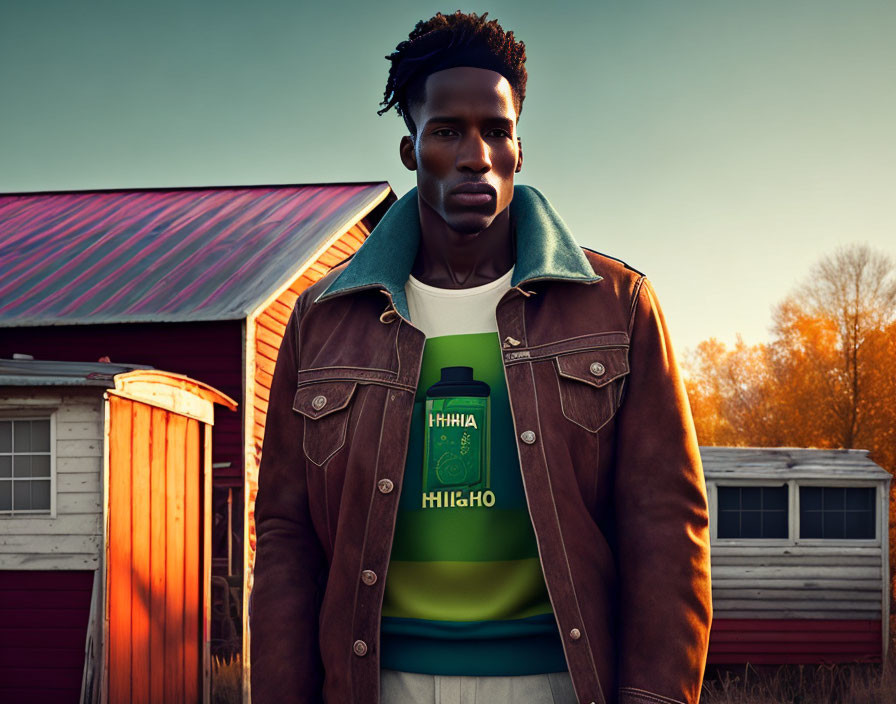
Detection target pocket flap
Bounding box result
[555,348,629,389]
[293,381,358,420]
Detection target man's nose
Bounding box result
[456,135,491,173]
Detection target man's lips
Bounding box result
[448,182,497,207]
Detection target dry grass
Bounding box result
[212,653,242,704]
[701,661,896,704]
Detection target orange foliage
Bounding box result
[683,244,896,474]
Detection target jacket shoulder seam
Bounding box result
[627,275,647,337]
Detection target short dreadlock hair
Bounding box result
[379,11,527,135]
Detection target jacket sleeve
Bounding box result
[612,276,712,704]
[250,295,326,703]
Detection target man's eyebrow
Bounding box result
[424,116,515,128]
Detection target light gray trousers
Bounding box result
[380,669,578,704]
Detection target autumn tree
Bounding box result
[684,243,896,473]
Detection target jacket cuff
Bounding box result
[618,686,687,704]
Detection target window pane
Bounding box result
[763,510,788,538]
[0,456,10,477]
[0,421,10,452]
[741,487,761,510]
[763,486,788,510]
[0,482,10,511]
[13,480,31,510]
[801,510,823,538]
[824,488,845,510]
[823,511,844,538]
[30,420,50,452]
[718,487,740,512]
[14,421,30,452]
[741,511,761,538]
[844,508,875,539]
[718,510,740,538]
[13,455,31,477]
[30,455,50,477]
[801,487,822,511]
[846,488,873,510]
[31,480,51,511]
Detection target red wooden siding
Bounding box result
[708,619,882,664]
[0,570,93,704]
[107,395,202,703]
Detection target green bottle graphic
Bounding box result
[423,367,490,493]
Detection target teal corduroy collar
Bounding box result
[315,184,601,319]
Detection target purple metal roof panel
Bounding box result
[0,183,392,326]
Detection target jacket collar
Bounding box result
[315,184,601,319]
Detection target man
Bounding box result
[251,11,711,704]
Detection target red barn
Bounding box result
[0,182,395,696]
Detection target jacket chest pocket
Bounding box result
[293,381,358,467]
[554,347,630,432]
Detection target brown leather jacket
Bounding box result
[250,186,712,704]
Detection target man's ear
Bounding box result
[515,137,523,173]
[399,135,417,171]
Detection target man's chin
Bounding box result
[445,214,494,237]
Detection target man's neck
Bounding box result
[410,200,515,289]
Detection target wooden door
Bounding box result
[107,395,202,703]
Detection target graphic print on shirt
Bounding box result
[422,366,494,510]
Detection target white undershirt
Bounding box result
[404,267,515,338]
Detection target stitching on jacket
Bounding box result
[627,276,646,338]
[525,351,605,704]
[619,686,686,704]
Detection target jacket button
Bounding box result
[361,570,377,586]
[311,395,327,411]
[520,430,536,445]
[569,628,581,640]
[353,639,368,656]
[589,362,606,377]
[377,478,394,494]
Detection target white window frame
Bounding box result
[0,411,57,518]
[709,478,881,547]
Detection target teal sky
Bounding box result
[2,0,894,352]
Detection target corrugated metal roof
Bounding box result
[0,183,392,326]
[700,446,891,480]
[0,358,152,386]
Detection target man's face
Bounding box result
[400,66,523,236]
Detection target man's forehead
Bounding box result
[416,66,517,117]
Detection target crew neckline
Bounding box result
[406,267,515,297]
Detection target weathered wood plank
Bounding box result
[149,407,167,702]
[712,588,880,601]
[131,402,152,703]
[710,546,882,557]
[56,493,102,514]
[0,534,99,554]
[0,553,99,570]
[108,395,133,704]
[0,513,100,535]
[710,566,881,579]
[55,420,102,441]
[56,439,102,458]
[710,578,881,590]
[55,456,102,474]
[183,417,200,704]
[56,472,100,494]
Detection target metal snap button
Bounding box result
[353,639,368,656]
[311,395,327,411]
[589,362,606,377]
[520,430,536,445]
[569,628,581,640]
[377,478,394,494]
[361,570,377,586]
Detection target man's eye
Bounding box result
[487,129,512,138]
[432,128,456,137]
